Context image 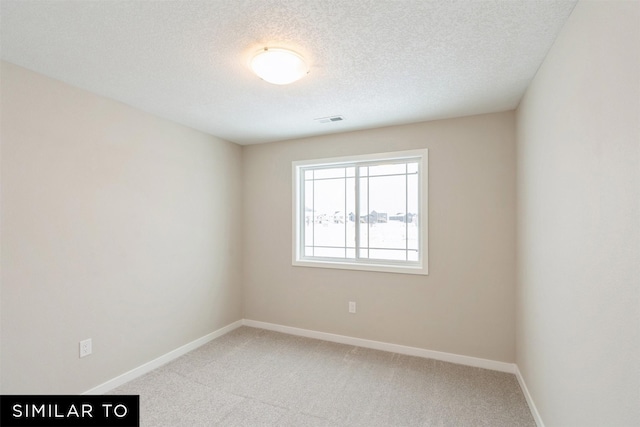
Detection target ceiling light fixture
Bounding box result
[250,47,308,85]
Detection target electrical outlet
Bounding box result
[79,338,92,358]
[349,301,356,314]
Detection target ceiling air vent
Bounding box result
[314,115,345,123]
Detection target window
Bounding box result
[292,149,428,275]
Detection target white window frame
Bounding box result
[292,149,428,275]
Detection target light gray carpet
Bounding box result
[108,326,535,426]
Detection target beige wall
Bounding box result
[243,112,517,362]
[0,61,244,393]
[1,62,517,394]
[516,1,640,426]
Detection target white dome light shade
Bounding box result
[250,48,308,85]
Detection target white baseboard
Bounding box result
[85,318,523,400]
[83,320,244,395]
[515,366,545,427]
[242,319,516,374]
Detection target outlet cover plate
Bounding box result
[80,338,92,358]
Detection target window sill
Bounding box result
[292,259,428,275]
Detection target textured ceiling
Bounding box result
[0,0,577,145]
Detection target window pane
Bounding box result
[368,163,406,176]
[314,167,345,180]
[346,177,356,257]
[304,180,314,248]
[368,175,406,250]
[358,176,368,250]
[407,173,419,250]
[314,247,346,258]
[407,223,419,251]
[369,249,406,261]
[369,175,406,218]
[304,169,314,180]
[312,177,345,248]
[408,250,418,261]
[407,162,418,174]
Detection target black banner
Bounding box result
[0,395,139,427]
